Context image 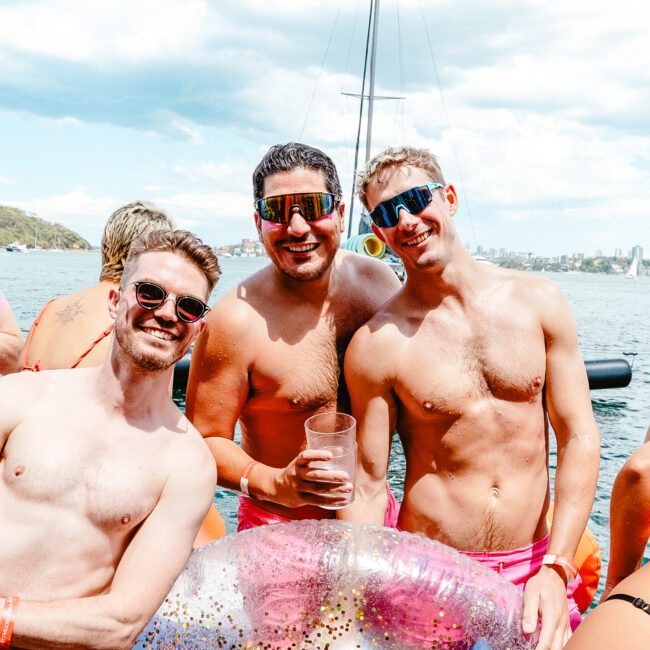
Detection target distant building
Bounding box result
[595,250,603,259]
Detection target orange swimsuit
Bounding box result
[22,298,114,371]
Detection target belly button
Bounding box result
[489,486,501,497]
[120,514,131,526]
[14,465,25,477]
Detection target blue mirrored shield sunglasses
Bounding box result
[368,183,445,228]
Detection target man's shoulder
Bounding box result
[163,419,216,483]
[335,250,402,298]
[487,266,564,305]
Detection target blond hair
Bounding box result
[100,201,174,281]
[357,146,446,209]
[122,229,221,293]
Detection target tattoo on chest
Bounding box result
[56,299,85,326]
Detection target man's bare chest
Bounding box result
[3,413,163,530]
[394,316,547,418]
[248,323,352,413]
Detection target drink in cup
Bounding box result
[304,412,357,510]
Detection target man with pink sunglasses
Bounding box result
[338,146,600,650]
[186,142,401,531]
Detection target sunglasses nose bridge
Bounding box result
[287,206,310,234]
[152,295,179,321]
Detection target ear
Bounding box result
[370,223,387,243]
[337,202,346,233]
[445,184,458,217]
[107,288,120,320]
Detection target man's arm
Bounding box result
[185,293,350,509]
[0,294,24,374]
[337,325,395,525]
[11,440,216,650]
[523,280,600,650]
[603,431,650,598]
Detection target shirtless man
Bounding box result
[338,147,600,650]
[0,287,23,373]
[21,200,173,371]
[0,229,220,649]
[186,142,401,530]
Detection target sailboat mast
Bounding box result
[365,0,380,164]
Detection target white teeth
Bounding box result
[286,243,318,253]
[405,231,431,247]
[143,327,173,341]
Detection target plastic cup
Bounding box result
[305,413,357,510]
[305,412,356,449]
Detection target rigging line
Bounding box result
[341,0,363,161]
[347,0,375,239]
[396,0,406,143]
[299,1,344,141]
[343,0,362,78]
[418,1,478,247]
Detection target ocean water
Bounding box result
[2,251,649,600]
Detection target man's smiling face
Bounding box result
[112,251,208,372]
[255,167,344,282]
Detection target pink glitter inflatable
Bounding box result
[134,520,537,649]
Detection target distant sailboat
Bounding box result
[626,254,639,279]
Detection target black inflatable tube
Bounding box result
[173,355,632,393]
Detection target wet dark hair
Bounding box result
[252,142,342,200]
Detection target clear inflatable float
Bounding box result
[134,520,537,649]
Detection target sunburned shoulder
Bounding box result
[335,249,400,283]
[204,271,272,332]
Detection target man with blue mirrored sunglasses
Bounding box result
[338,146,600,650]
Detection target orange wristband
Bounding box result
[0,595,19,649]
[542,554,578,583]
[240,461,258,497]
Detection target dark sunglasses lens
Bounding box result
[136,282,165,308]
[176,297,206,322]
[298,193,335,220]
[370,203,398,228]
[257,197,287,223]
[402,186,433,214]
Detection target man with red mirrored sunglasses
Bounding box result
[0,230,220,649]
[186,142,401,531]
[337,146,600,650]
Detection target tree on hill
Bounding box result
[0,205,91,250]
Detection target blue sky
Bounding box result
[1,0,649,256]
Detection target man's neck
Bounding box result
[95,353,174,420]
[404,247,485,308]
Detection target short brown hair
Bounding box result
[100,201,174,282]
[357,146,446,209]
[122,229,221,294]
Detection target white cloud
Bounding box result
[6,189,117,229]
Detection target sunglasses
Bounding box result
[256,192,339,224]
[368,183,445,228]
[131,281,210,323]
